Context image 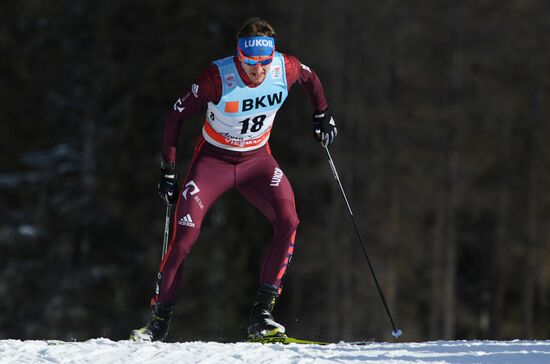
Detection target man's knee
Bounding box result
[277,213,299,233]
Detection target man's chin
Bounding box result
[250,75,265,84]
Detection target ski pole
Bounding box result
[161,203,173,259]
[322,144,403,339]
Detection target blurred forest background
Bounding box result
[1,0,549,343]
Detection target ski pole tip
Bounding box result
[392,329,403,338]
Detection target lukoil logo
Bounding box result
[270,167,283,187]
[242,38,274,48]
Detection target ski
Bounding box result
[129,331,373,345]
[247,334,374,345]
[248,335,330,345]
[129,328,153,342]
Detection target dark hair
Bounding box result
[236,17,277,39]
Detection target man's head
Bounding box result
[236,18,277,85]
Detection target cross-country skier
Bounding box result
[131,17,337,342]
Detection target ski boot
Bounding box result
[130,302,174,342]
[247,284,286,338]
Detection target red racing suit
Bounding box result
[154,53,328,304]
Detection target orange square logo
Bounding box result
[224,101,239,113]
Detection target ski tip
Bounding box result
[391,329,403,339]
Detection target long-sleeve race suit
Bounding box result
[153,53,328,304]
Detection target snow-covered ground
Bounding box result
[0,339,549,363]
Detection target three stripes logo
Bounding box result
[178,214,195,228]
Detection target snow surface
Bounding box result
[0,339,549,364]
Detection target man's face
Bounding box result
[237,36,275,85]
[239,57,272,85]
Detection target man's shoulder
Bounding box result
[191,63,223,103]
[278,52,301,74]
[197,63,221,84]
[211,55,238,68]
[278,52,299,64]
[277,52,304,84]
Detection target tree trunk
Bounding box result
[521,4,545,337]
[442,0,465,339]
[490,118,510,338]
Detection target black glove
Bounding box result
[312,110,337,146]
[158,159,178,204]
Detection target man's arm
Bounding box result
[162,65,222,163]
[283,53,336,146]
[283,53,329,113]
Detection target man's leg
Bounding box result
[236,152,299,337]
[131,149,234,341]
[156,152,234,304]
